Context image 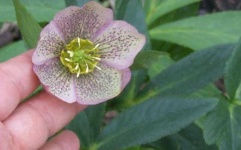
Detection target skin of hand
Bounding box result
[0,50,87,150]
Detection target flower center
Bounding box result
[60,38,101,77]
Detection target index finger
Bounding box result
[0,50,40,121]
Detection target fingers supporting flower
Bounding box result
[2,91,86,150]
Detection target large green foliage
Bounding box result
[225,38,241,100]
[150,12,241,50]
[96,97,218,150]
[145,0,200,26]
[0,0,65,22]
[13,0,42,49]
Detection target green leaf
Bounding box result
[190,84,222,99]
[65,0,92,7]
[225,39,241,100]
[96,97,218,150]
[148,124,217,150]
[136,44,234,102]
[166,2,199,23]
[0,0,17,22]
[66,104,105,149]
[203,99,241,150]
[111,70,147,109]
[150,11,241,50]
[0,0,65,22]
[115,0,151,49]
[235,84,241,101]
[151,40,194,61]
[147,54,174,79]
[174,124,217,150]
[0,41,26,62]
[143,0,161,17]
[125,147,153,150]
[131,50,168,70]
[13,0,42,49]
[145,0,200,26]
[148,2,200,29]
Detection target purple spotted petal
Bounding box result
[74,63,131,105]
[33,59,76,103]
[121,68,131,89]
[53,1,113,43]
[92,21,146,70]
[32,21,65,65]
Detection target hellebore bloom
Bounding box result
[32,1,145,105]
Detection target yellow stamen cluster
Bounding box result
[60,38,101,77]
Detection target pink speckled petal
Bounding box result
[33,59,76,103]
[92,21,146,70]
[32,21,65,65]
[53,1,113,43]
[121,68,131,89]
[74,63,131,105]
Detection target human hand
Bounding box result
[0,50,86,150]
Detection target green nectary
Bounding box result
[60,38,101,77]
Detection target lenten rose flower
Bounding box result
[32,1,145,105]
